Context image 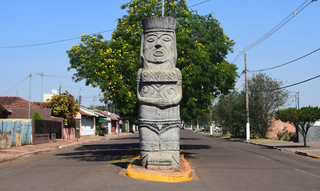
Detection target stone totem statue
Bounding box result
[137,17,182,169]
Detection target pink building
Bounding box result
[267,120,295,138]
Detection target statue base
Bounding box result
[126,155,193,182]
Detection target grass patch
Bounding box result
[247,138,285,144]
[35,152,47,155]
[80,135,99,139]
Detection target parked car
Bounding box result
[214,127,222,132]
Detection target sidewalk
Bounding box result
[0,133,132,163]
[245,140,320,159]
[198,130,320,160]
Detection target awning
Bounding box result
[98,118,110,123]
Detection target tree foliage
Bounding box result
[0,104,8,118]
[213,91,246,137]
[214,73,290,138]
[32,111,43,134]
[248,73,289,138]
[67,0,238,123]
[31,111,42,120]
[42,91,80,127]
[275,106,320,147]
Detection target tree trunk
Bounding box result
[303,134,307,147]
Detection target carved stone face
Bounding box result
[143,32,175,63]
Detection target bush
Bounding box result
[32,112,43,134]
[205,124,211,131]
[277,127,296,141]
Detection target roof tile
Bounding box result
[0,96,40,109]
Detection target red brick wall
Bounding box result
[267,120,295,138]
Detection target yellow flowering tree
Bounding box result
[67,0,237,122]
[42,91,80,127]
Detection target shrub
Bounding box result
[277,127,296,141]
[32,112,43,134]
[205,124,211,131]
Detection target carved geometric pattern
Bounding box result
[141,70,177,82]
[140,141,160,151]
[140,83,177,99]
[138,120,181,134]
[160,141,179,151]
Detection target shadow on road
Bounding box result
[110,136,140,140]
[180,144,211,150]
[180,138,201,140]
[55,141,211,168]
[56,143,140,165]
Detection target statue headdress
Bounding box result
[140,17,177,69]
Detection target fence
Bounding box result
[0,119,32,148]
[34,119,62,139]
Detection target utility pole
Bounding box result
[59,84,61,102]
[298,91,300,109]
[40,72,43,102]
[245,53,250,141]
[78,95,82,106]
[28,74,32,119]
[210,107,213,135]
[162,0,164,16]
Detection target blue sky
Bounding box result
[1,0,319,108]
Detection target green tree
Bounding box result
[67,0,237,123]
[0,104,8,118]
[248,73,289,138]
[32,111,43,134]
[213,91,246,137]
[275,106,320,147]
[42,91,80,127]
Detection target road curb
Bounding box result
[244,141,320,159]
[224,138,320,160]
[126,156,193,183]
[295,151,320,159]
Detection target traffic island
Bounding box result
[126,156,193,183]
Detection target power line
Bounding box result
[0,29,115,49]
[250,47,320,72]
[0,0,211,49]
[232,0,316,64]
[188,0,211,8]
[234,70,244,84]
[43,74,72,78]
[250,74,320,92]
[1,76,29,96]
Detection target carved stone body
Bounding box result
[137,17,182,169]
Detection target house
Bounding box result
[0,96,43,119]
[0,96,64,147]
[79,108,97,136]
[93,109,121,134]
[0,96,66,140]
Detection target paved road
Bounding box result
[1,130,320,191]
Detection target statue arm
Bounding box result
[164,68,182,106]
[136,69,163,107]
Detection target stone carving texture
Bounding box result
[137,17,182,169]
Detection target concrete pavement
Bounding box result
[0,133,132,163]
[1,130,319,165]
[245,139,320,159]
[197,131,320,159]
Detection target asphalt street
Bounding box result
[1,130,320,191]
